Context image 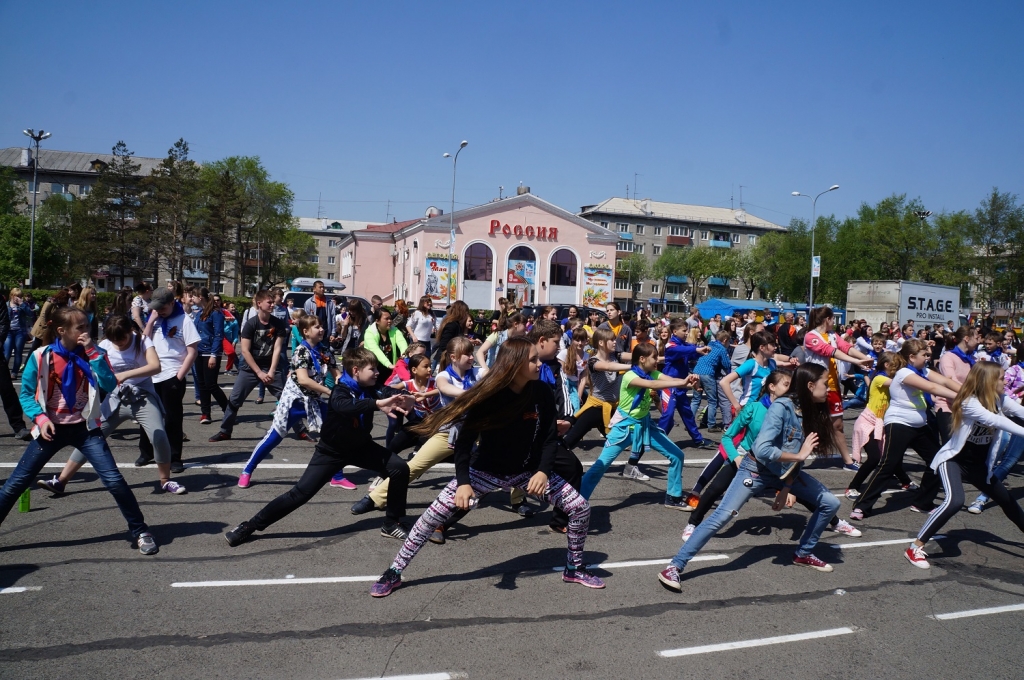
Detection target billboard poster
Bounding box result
[898,281,960,327]
[582,263,613,308]
[507,259,536,308]
[424,253,458,302]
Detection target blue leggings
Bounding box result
[581,420,685,499]
[243,402,307,475]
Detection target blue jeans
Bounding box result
[689,374,720,428]
[3,330,28,374]
[0,422,148,538]
[669,457,840,569]
[975,433,1024,505]
[581,419,685,499]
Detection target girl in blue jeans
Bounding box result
[579,343,699,507]
[659,363,842,591]
[0,307,157,554]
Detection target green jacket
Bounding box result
[363,322,408,369]
[721,399,769,461]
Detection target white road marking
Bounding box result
[931,603,1024,620]
[172,575,378,588]
[0,586,42,594]
[338,673,466,680]
[549,554,729,571]
[830,535,945,550]
[658,626,856,657]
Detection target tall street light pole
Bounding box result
[23,128,51,288]
[791,184,839,313]
[442,140,468,305]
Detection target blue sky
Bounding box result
[2,1,1021,226]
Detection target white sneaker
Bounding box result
[681,523,695,542]
[827,519,862,537]
[367,476,384,493]
[843,488,861,500]
[967,499,984,515]
[622,463,650,481]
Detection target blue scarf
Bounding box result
[630,366,654,411]
[986,347,1003,362]
[538,362,557,386]
[159,302,186,339]
[909,365,934,408]
[445,364,475,391]
[49,342,96,410]
[759,394,773,409]
[340,371,369,428]
[949,345,975,366]
[301,340,322,376]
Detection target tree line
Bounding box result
[0,139,318,292]
[618,190,1024,311]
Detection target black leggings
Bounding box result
[855,422,940,514]
[848,437,911,492]
[691,460,840,528]
[917,457,1024,544]
[197,355,228,418]
[562,406,607,449]
[692,454,727,496]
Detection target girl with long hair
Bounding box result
[659,363,844,591]
[905,361,1024,568]
[935,326,980,442]
[75,286,99,339]
[37,314,186,496]
[408,296,437,345]
[370,337,604,597]
[432,300,472,366]
[335,299,367,354]
[559,325,589,413]
[850,339,961,521]
[193,288,228,424]
[392,299,411,339]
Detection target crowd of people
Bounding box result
[1,281,1022,596]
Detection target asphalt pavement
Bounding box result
[2,377,1023,680]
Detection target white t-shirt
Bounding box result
[884,367,930,428]
[408,310,436,343]
[100,336,156,391]
[151,312,200,383]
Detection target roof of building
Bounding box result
[421,192,618,241]
[580,197,786,231]
[364,218,422,233]
[0,147,165,176]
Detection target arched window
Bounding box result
[509,245,535,262]
[463,243,493,281]
[549,249,577,287]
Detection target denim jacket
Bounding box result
[751,395,804,478]
[193,309,225,356]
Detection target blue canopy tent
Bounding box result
[696,298,783,318]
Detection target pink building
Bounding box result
[338,192,618,310]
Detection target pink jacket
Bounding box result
[852,408,884,462]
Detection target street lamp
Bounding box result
[791,184,839,312]
[22,128,51,288]
[442,140,468,304]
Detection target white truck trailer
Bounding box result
[846,280,965,331]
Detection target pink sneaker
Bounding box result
[237,473,251,488]
[330,476,358,490]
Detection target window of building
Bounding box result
[654,226,662,236]
[712,231,730,242]
[699,287,707,297]
[701,230,708,241]
[549,248,578,287]
[618,223,630,233]
[214,283,225,294]
[651,284,660,294]
[327,256,335,264]
[616,240,634,252]
[600,221,609,228]
[667,283,680,295]
[125,210,135,220]
[327,272,335,280]
[341,253,352,278]
[28,181,36,193]
[653,245,662,255]
[636,225,645,235]
[309,255,319,263]
[463,243,494,281]
[731,233,741,243]
[328,239,337,247]
[314,239,321,247]
[51,183,66,194]
[636,282,643,293]
[748,234,758,245]
[635,244,644,254]
[79,184,91,196]
[614,278,631,290]
[729,288,739,298]
[670,225,685,236]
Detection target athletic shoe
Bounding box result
[792,553,833,572]
[967,499,984,515]
[684,492,700,510]
[428,527,446,545]
[14,428,32,442]
[622,463,650,481]
[181,434,190,442]
[664,495,689,510]
[36,476,66,495]
[136,532,158,555]
[370,567,402,597]
[134,455,154,467]
[843,463,861,472]
[208,432,231,442]
[849,508,864,521]
[225,521,255,547]
[367,476,384,493]
[255,397,265,405]
[844,488,861,500]
[350,495,376,515]
[330,476,358,490]
[681,523,695,542]
[694,440,717,451]
[658,566,683,591]
[296,431,311,441]
[902,482,920,492]
[905,544,930,569]
[380,520,409,540]
[909,504,936,514]
[707,425,723,433]
[827,519,862,537]
[512,502,536,518]
[199,416,212,425]
[161,480,187,495]
[562,566,605,589]
[169,462,185,474]
[237,473,251,489]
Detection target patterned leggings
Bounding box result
[243,400,311,475]
[391,469,591,572]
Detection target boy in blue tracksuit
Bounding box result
[657,318,714,448]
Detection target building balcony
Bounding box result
[666,235,693,247]
[708,276,730,286]
[709,239,732,248]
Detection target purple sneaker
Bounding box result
[658,566,682,591]
[371,567,402,598]
[562,566,605,589]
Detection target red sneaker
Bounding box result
[905,544,930,569]
[792,553,833,572]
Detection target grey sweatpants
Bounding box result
[70,390,172,465]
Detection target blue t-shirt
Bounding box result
[736,357,776,405]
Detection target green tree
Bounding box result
[36,193,104,284]
[85,141,144,288]
[968,188,1024,310]
[615,252,651,310]
[0,166,26,214]
[139,139,204,282]
[0,213,63,288]
[653,246,687,304]
[680,246,730,303]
